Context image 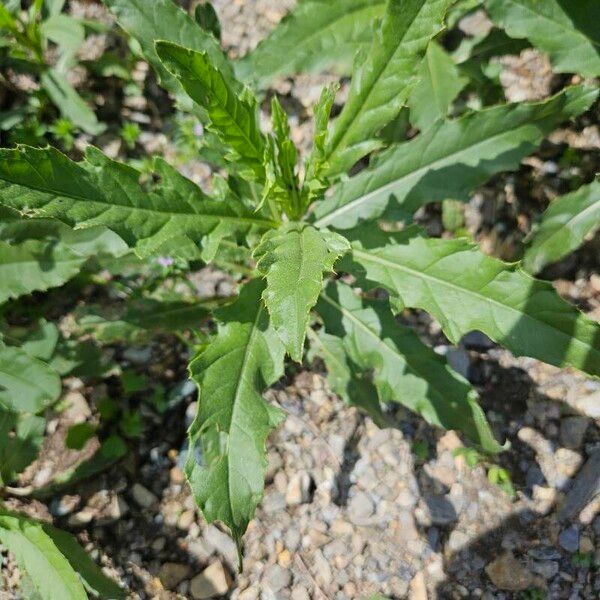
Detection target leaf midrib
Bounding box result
[0,177,275,228]
[315,108,544,227]
[326,1,424,162]
[352,246,595,354]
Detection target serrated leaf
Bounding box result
[186,279,286,547]
[0,343,61,414]
[76,298,214,344]
[308,329,385,425]
[0,410,45,484]
[4,319,59,361]
[316,281,503,452]
[156,42,266,181]
[524,179,600,274]
[40,69,105,135]
[487,0,600,77]
[254,223,349,361]
[0,146,275,261]
[0,509,87,600]
[102,0,234,98]
[347,228,600,376]
[408,41,468,131]
[314,85,598,229]
[324,0,453,177]
[0,239,85,304]
[235,0,385,88]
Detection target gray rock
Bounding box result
[424,494,458,526]
[158,563,191,590]
[574,391,600,418]
[285,471,313,506]
[559,525,579,553]
[348,491,375,524]
[131,483,158,508]
[190,561,232,599]
[560,417,590,450]
[262,564,292,593]
[203,525,238,567]
[559,450,600,521]
[530,560,559,579]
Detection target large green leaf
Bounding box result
[0,239,85,304]
[0,410,45,485]
[235,0,385,88]
[156,42,266,181]
[324,0,453,176]
[186,280,286,549]
[314,85,598,229]
[316,281,503,452]
[102,0,234,97]
[0,343,61,414]
[0,509,87,600]
[76,297,214,344]
[347,228,600,376]
[0,146,275,261]
[407,41,468,131]
[523,179,600,273]
[254,223,349,361]
[487,0,600,77]
[0,508,124,599]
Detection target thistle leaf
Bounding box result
[314,85,598,229]
[324,0,454,177]
[316,281,504,452]
[347,229,600,376]
[235,0,385,88]
[523,179,600,274]
[0,146,275,261]
[102,0,235,97]
[186,280,286,547]
[254,223,350,362]
[487,0,600,77]
[156,42,266,181]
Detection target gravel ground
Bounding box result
[2,1,600,599]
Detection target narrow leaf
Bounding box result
[0,146,274,261]
[347,228,600,376]
[235,0,385,88]
[0,509,87,600]
[487,0,600,77]
[156,42,266,181]
[254,223,350,361]
[76,298,214,344]
[314,85,598,229]
[408,41,468,131]
[324,0,453,176]
[524,179,600,273]
[186,279,285,546]
[40,69,105,135]
[308,329,385,425]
